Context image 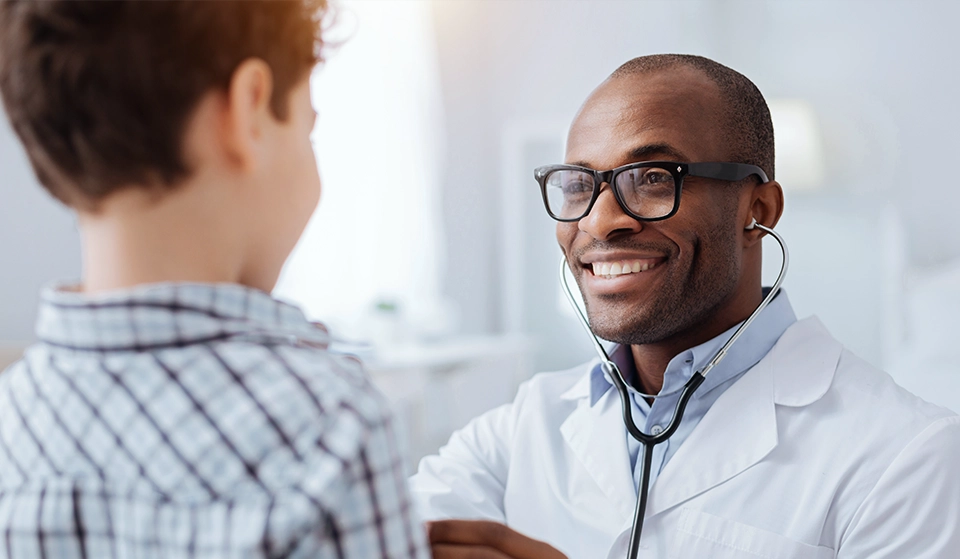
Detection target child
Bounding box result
[0,1,428,557]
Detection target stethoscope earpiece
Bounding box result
[745,217,758,230]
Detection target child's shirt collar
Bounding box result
[35,282,329,352]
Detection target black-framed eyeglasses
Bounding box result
[534,161,768,222]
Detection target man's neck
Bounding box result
[628,288,764,395]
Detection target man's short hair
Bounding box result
[0,0,327,208]
[610,54,775,181]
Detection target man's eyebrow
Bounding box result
[627,143,689,162]
[566,143,691,169]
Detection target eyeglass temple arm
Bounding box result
[687,162,769,184]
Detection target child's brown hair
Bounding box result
[0,0,327,209]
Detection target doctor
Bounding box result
[410,54,960,559]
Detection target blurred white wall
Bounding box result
[0,110,80,343]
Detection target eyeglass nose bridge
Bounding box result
[586,168,636,221]
[595,169,616,187]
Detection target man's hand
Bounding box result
[426,519,568,559]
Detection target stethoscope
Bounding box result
[558,218,789,559]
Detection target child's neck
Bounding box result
[78,181,250,294]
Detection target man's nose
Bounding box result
[578,183,643,240]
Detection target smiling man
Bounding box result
[409,55,960,559]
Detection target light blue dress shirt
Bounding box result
[586,289,797,492]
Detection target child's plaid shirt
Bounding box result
[0,282,429,558]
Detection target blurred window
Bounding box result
[274,0,448,342]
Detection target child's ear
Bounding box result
[222,58,274,173]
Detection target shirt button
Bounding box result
[651,425,663,435]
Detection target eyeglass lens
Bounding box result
[544,166,677,220]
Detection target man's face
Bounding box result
[558,69,748,346]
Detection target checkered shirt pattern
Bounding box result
[0,282,430,558]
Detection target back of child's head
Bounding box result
[0,0,326,210]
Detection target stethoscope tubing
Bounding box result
[559,222,789,559]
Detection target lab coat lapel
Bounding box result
[645,350,778,519]
[560,387,638,521]
[645,317,841,518]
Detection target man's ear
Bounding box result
[743,180,784,246]
[221,58,275,173]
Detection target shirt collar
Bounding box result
[35,282,328,352]
[585,289,797,406]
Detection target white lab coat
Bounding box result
[409,317,960,558]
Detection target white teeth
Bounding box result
[591,260,657,277]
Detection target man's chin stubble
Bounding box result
[586,304,679,346]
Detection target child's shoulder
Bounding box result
[197,339,393,459]
[196,340,396,494]
[202,340,388,424]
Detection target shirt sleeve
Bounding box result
[408,382,527,523]
[837,415,960,558]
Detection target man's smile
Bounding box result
[578,252,668,294]
[587,258,664,278]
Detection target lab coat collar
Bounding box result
[559,360,598,401]
[646,316,842,519]
[771,316,841,407]
[681,289,797,399]
[558,316,841,525]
